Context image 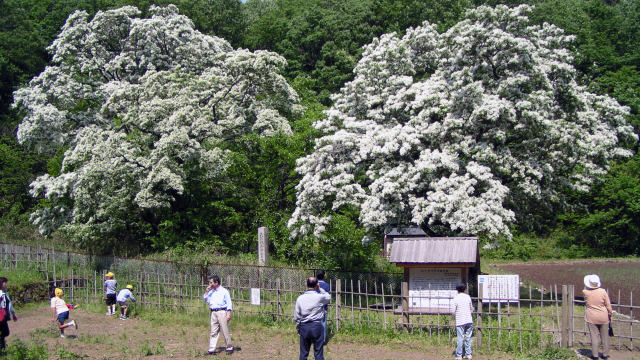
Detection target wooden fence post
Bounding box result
[402,281,409,330]
[336,279,341,332]
[276,278,282,319]
[561,285,568,348]
[568,285,575,347]
[71,268,74,302]
[477,285,483,349]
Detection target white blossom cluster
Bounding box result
[289,5,637,238]
[13,5,302,237]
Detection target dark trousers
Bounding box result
[299,321,324,360]
[0,320,9,352]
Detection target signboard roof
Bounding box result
[385,226,427,236]
[389,237,478,264]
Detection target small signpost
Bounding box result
[258,227,269,265]
[477,275,519,302]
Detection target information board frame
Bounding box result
[477,275,519,303]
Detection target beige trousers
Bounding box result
[209,310,232,352]
[587,322,610,358]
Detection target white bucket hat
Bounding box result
[583,274,601,289]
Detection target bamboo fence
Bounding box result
[1,242,638,352]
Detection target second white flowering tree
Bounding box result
[289,5,637,239]
[13,5,301,247]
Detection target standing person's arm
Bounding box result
[50,298,57,322]
[293,298,302,333]
[468,297,474,317]
[7,294,17,321]
[604,291,613,319]
[450,297,457,319]
[224,289,232,321]
[318,288,331,304]
[203,286,212,301]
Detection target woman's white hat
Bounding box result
[584,274,601,289]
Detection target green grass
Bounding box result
[0,267,46,288]
[138,340,166,356]
[55,347,85,359]
[1,339,48,360]
[77,333,112,345]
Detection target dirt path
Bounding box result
[5,305,637,359]
[5,305,456,359]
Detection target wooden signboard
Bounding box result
[408,268,461,311]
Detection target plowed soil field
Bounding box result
[498,260,640,316]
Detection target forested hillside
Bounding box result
[1,0,638,270]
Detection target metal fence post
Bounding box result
[336,279,341,332]
[477,285,483,349]
[276,278,282,319]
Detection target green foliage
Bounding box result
[288,213,378,270]
[244,0,471,104]
[138,341,166,356]
[243,0,378,104]
[592,65,640,130]
[482,231,595,261]
[1,0,639,264]
[561,154,640,255]
[372,0,473,33]
[176,0,246,47]
[0,268,46,291]
[56,348,84,360]
[0,138,43,222]
[2,340,48,360]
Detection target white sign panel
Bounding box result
[478,275,519,303]
[250,288,260,305]
[409,268,461,310]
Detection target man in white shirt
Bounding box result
[294,277,331,360]
[450,283,473,360]
[203,275,233,355]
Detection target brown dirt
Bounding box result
[3,305,484,359]
[497,260,640,357]
[6,305,638,359]
[497,260,640,316]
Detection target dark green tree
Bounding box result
[563,155,640,255]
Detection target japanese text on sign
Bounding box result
[478,275,519,303]
[409,268,461,309]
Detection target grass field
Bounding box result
[0,303,581,360]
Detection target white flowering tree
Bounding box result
[289,5,637,240]
[13,5,301,250]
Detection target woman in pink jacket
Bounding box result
[583,274,613,360]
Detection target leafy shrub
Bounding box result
[3,340,48,360]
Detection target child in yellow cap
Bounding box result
[50,288,77,338]
[104,272,117,316]
[116,285,136,320]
